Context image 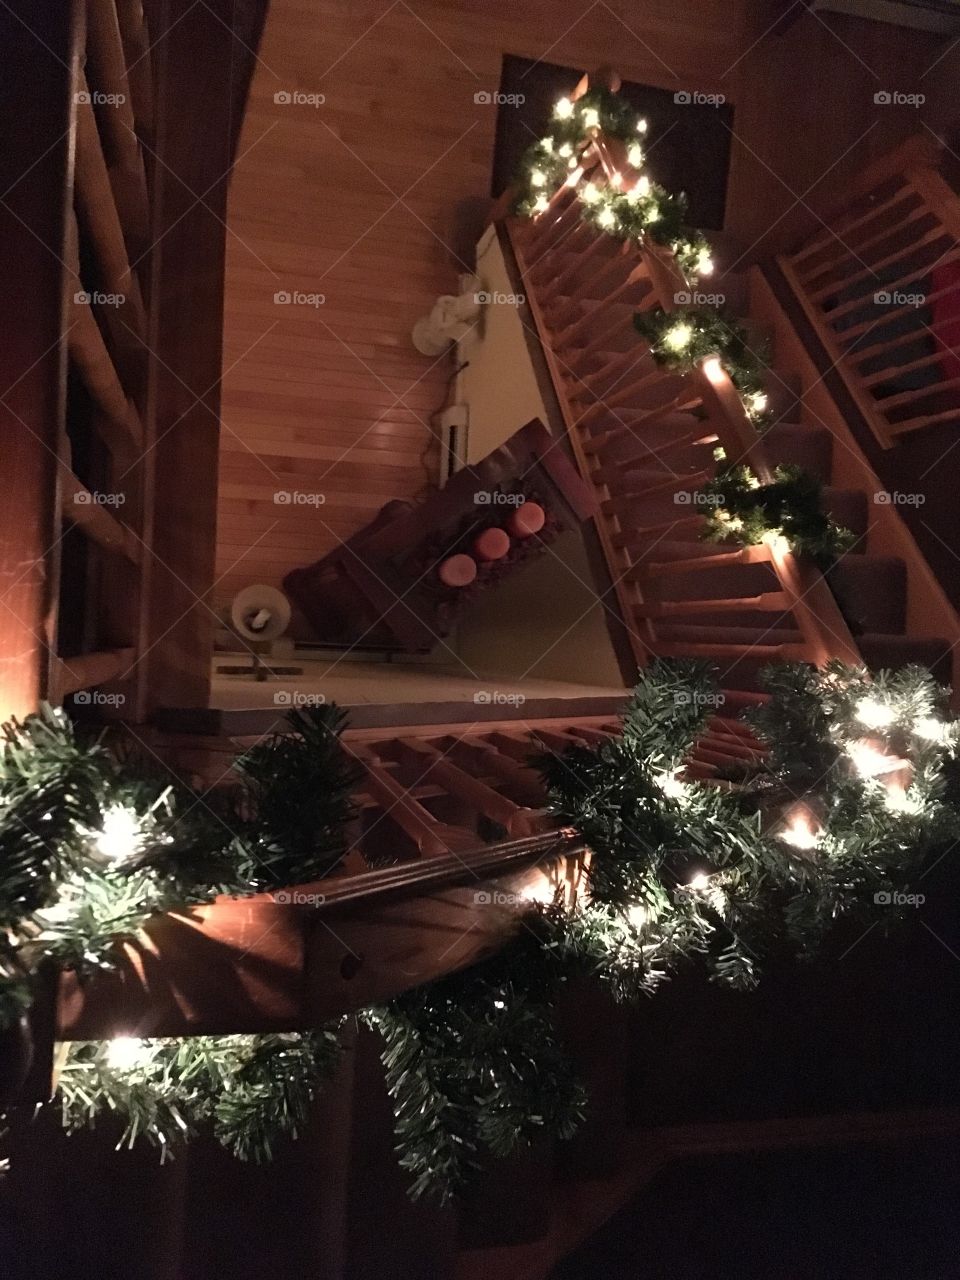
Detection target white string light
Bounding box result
[554,97,574,120]
[663,321,693,352]
[581,107,600,129]
[93,805,143,863]
[105,1036,150,1071]
[855,697,895,730]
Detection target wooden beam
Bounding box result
[0,1,78,721]
[139,0,269,712]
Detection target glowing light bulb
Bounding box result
[761,529,789,554]
[554,97,574,120]
[567,154,579,170]
[533,194,550,214]
[637,118,648,133]
[530,169,546,187]
[581,182,601,205]
[664,322,693,352]
[696,249,714,276]
[779,811,819,850]
[846,739,902,779]
[493,999,506,1010]
[520,879,555,905]
[598,207,617,229]
[541,137,554,153]
[582,108,600,129]
[748,391,768,415]
[913,716,948,743]
[105,1036,149,1071]
[558,143,573,158]
[657,771,690,801]
[94,805,142,863]
[628,143,644,168]
[609,170,623,188]
[884,786,923,816]
[688,872,711,892]
[856,697,895,730]
[627,903,650,928]
[632,175,651,199]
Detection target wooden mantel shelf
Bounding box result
[56,832,585,1040]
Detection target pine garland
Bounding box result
[632,306,771,413]
[511,86,713,275]
[0,702,356,1171]
[0,702,357,1029]
[3,659,958,1201]
[367,919,586,1202]
[57,1028,343,1162]
[698,462,856,568]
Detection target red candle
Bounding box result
[438,553,477,587]
[473,527,511,562]
[506,501,545,537]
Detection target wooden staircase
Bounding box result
[498,127,956,733]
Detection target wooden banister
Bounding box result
[778,135,960,449]
[55,831,586,1039]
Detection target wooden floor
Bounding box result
[216,0,957,619]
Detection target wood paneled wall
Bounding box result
[217,0,959,622]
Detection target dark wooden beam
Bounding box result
[0,1,77,719]
[139,0,269,712]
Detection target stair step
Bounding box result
[762,421,834,482]
[636,591,791,619]
[823,487,868,544]
[858,633,953,685]
[827,555,907,635]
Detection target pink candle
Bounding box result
[438,553,477,587]
[473,527,511,561]
[506,501,545,537]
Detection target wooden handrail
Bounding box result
[56,831,586,1039]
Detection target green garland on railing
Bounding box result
[368,659,959,1199]
[633,306,771,417]
[511,86,713,274]
[0,703,358,1029]
[0,702,357,1168]
[698,462,857,568]
[5,660,959,1199]
[57,1028,343,1164]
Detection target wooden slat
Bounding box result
[114,0,155,140]
[68,302,144,450]
[73,96,148,337]
[75,68,149,252]
[51,646,136,697]
[59,465,141,563]
[396,738,547,837]
[635,591,790,618]
[345,743,477,857]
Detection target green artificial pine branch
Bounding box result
[698,463,856,569]
[57,1028,343,1163]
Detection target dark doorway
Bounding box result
[492,55,735,231]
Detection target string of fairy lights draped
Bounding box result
[2,658,959,1198]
